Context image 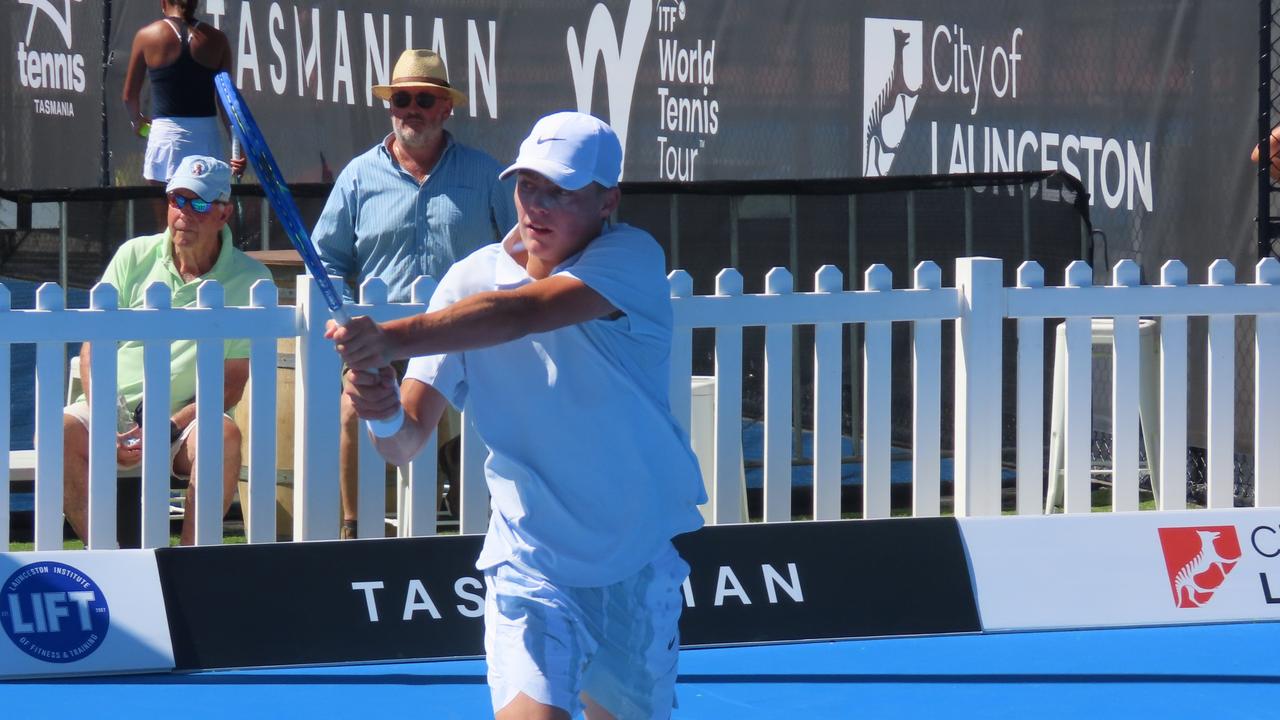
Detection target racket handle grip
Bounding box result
[365,375,405,438]
[332,303,404,437]
[230,136,244,178]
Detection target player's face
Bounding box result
[514,172,618,266]
[389,89,452,149]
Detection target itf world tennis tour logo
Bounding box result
[1,562,110,663]
[1157,526,1243,609]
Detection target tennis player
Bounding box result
[327,111,706,719]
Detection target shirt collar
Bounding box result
[379,130,455,174]
[494,227,530,287]
[161,225,234,282]
[493,227,594,287]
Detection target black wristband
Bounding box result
[169,420,182,444]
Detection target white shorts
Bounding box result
[484,543,689,719]
[143,116,224,182]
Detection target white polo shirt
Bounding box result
[406,223,706,587]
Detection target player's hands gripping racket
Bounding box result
[214,71,404,437]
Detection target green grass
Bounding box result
[8,532,246,552]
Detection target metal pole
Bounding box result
[964,187,975,257]
[906,190,916,272]
[59,202,68,291]
[1260,0,1273,259]
[260,196,270,251]
[669,194,680,269]
[848,194,862,456]
[728,196,740,269]
[789,195,802,462]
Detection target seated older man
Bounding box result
[63,155,270,546]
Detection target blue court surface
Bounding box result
[5,621,1276,719]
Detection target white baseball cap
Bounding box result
[500,112,622,190]
[166,155,232,202]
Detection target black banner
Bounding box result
[0,1,1258,272]
[155,518,978,670]
[672,518,980,646]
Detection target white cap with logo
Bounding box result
[166,155,232,203]
[500,112,622,190]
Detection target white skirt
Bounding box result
[142,115,223,182]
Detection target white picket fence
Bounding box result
[5,256,1280,550]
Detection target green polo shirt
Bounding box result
[72,227,272,413]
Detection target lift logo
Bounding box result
[567,0,652,179]
[1157,526,1242,609]
[1,561,110,663]
[862,18,923,177]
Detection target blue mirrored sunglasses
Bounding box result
[167,194,217,213]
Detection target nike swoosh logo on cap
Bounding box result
[536,136,565,144]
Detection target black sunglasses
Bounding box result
[167,194,217,213]
[391,91,441,110]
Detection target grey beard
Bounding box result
[393,123,432,149]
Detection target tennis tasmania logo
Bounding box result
[1157,526,1242,609]
[862,18,922,177]
[16,0,87,94]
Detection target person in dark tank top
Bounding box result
[122,0,244,184]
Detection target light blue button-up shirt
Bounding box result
[312,132,516,303]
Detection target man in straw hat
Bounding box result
[313,49,515,538]
[328,111,705,719]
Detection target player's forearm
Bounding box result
[370,418,430,466]
[370,381,444,466]
[384,290,537,358]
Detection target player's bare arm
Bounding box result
[343,374,448,466]
[327,275,617,371]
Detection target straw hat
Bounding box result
[372,49,467,107]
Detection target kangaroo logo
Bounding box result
[862,19,922,177]
[566,0,652,180]
[1157,526,1242,609]
[19,0,81,48]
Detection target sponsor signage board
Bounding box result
[960,509,1280,632]
[0,0,104,189]
[0,1,1255,285]
[0,550,173,679]
[156,518,978,670]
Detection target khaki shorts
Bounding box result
[64,401,209,480]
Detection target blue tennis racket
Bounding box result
[215,71,403,436]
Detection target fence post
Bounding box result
[763,267,793,523]
[1256,258,1280,506]
[813,265,844,520]
[713,269,744,524]
[1014,262,1045,515]
[294,275,343,540]
[141,283,174,548]
[86,283,120,549]
[860,264,890,520]
[668,270,694,437]
[245,280,279,543]
[912,262,943,518]
[1158,260,1189,511]
[954,257,1003,516]
[1206,260,1236,509]
[1063,261,1093,515]
[34,283,66,550]
[194,281,227,546]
